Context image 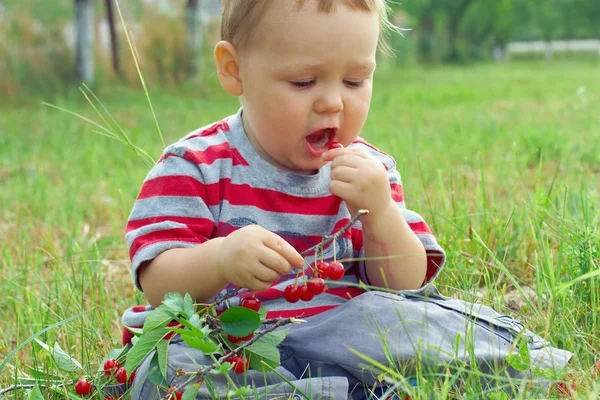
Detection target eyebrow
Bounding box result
[274,61,376,74]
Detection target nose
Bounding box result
[313,90,343,114]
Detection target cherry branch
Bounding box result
[300,209,369,258]
[166,317,303,397]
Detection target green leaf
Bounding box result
[162,292,195,317]
[33,339,83,372]
[256,329,288,347]
[107,345,130,362]
[219,307,260,338]
[144,305,176,332]
[210,361,233,375]
[125,327,169,375]
[227,386,253,398]
[189,313,202,329]
[163,292,185,313]
[147,352,168,387]
[182,385,199,400]
[246,337,281,372]
[506,354,528,371]
[52,342,83,372]
[28,384,44,400]
[156,339,169,380]
[180,332,221,355]
[519,341,531,365]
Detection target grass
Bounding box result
[1,59,599,398]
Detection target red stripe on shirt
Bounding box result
[137,175,207,201]
[228,184,343,216]
[181,143,249,167]
[129,228,207,260]
[186,120,230,140]
[409,221,431,235]
[391,183,404,202]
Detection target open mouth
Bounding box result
[305,128,336,156]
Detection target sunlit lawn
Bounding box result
[1,59,599,398]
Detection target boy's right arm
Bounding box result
[139,225,305,308]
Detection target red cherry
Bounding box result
[103,359,120,376]
[128,370,136,384]
[284,285,300,303]
[315,261,330,279]
[328,141,343,150]
[75,378,92,396]
[327,262,345,280]
[307,278,326,295]
[232,355,250,373]
[175,391,183,400]
[115,367,128,384]
[297,284,314,301]
[240,297,261,312]
[227,332,254,343]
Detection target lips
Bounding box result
[305,128,336,157]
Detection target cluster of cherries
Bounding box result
[284,261,345,303]
[74,358,135,398]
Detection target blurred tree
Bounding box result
[185,0,203,80]
[105,0,121,76]
[75,0,94,83]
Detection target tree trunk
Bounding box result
[417,8,436,64]
[105,0,120,75]
[75,0,94,83]
[446,0,473,63]
[185,0,202,80]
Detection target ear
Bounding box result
[214,41,243,96]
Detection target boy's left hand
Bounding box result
[322,147,393,219]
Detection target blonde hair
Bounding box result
[220,0,396,55]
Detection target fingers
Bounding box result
[263,233,305,270]
[322,147,368,162]
[330,165,356,183]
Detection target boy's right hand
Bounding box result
[216,225,305,292]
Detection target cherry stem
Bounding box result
[299,209,368,259]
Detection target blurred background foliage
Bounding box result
[1,0,599,103]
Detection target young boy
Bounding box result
[122,1,572,398]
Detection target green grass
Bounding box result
[1,59,599,398]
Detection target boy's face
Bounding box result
[238,1,379,174]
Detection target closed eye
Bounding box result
[290,80,315,89]
[344,80,364,88]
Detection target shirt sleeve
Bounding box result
[351,140,446,286]
[125,148,217,291]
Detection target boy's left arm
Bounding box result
[323,146,439,291]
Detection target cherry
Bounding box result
[327,262,345,280]
[75,378,92,396]
[328,141,343,150]
[315,261,330,279]
[284,285,300,303]
[227,332,254,343]
[103,359,120,376]
[230,355,250,373]
[307,278,326,295]
[240,297,261,312]
[175,391,183,400]
[297,284,314,301]
[128,370,136,385]
[115,367,128,384]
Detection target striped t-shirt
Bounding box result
[125,108,446,319]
